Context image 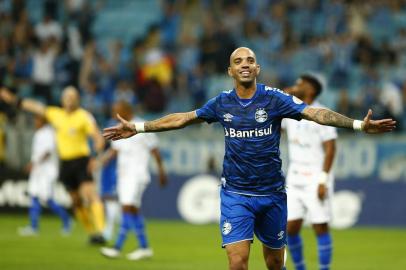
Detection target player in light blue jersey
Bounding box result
[102,47,396,270]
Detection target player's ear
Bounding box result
[227,66,232,77]
[256,64,260,76]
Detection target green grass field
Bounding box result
[0,214,405,270]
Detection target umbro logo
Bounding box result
[223,113,233,122]
[277,230,284,240]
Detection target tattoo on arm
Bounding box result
[144,111,203,132]
[302,107,354,129]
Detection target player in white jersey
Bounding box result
[101,101,167,260]
[283,74,336,270]
[18,115,71,236]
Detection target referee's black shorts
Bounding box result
[60,156,93,191]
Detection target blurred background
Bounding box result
[0,0,405,269]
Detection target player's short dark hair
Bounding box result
[300,74,323,97]
[115,100,133,114]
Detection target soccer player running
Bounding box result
[0,86,106,244]
[102,47,396,270]
[100,100,167,260]
[18,114,71,236]
[283,75,336,270]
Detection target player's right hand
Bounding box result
[102,114,137,141]
[317,184,327,200]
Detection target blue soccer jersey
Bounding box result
[196,83,307,195]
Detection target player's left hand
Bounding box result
[318,184,327,200]
[362,109,396,134]
[102,114,137,140]
[159,171,168,187]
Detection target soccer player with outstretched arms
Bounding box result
[102,47,395,270]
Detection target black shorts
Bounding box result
[60,156,93,191]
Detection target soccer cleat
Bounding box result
[18,226,38,236]
[126,248,153,261]
[89,234,107,245]
[100,247,120,258]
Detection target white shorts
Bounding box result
[117,174,148,207]
[28,168,58,201]
[286,170,333,224]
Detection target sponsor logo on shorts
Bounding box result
[277,230,284,240]
[222,221,232,235]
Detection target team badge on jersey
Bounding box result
[255,108,268,123]
[222,221,232,235]
[223,113,234,122]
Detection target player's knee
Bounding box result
[287,221,302,235]
[69,194,82,207]
[80,184,99,202]
[265,254,284,270]
[122,205,138,213]
[313,223,329,235]
[228,254,249,270]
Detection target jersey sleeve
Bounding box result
[145,133,159,150]
[83,110,97,136]
[273,90,307,120]
[319,125,338,142]
[281,118,288,130]
[44,106,62,126]
[195,96,219,124]
[110,140,120,150]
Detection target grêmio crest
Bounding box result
[255,108,268,123]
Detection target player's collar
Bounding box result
[232,84,262,108]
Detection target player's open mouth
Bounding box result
[240,71,251,76]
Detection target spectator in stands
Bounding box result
[32,39,58,104]
[81,77,108,125]
[34,13,63,42]
[12,10,33,50]
[113,78,137,105]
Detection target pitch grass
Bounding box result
[0,214,405,270]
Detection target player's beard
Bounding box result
[238,77,256,89]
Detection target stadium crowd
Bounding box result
[0,0,405,131]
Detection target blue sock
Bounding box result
[114,212,132,250]
[29,197,41,231]
[317,233,332,270]
[47,199,70,230]
[287,234,305,270]
[131,213,148,249]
